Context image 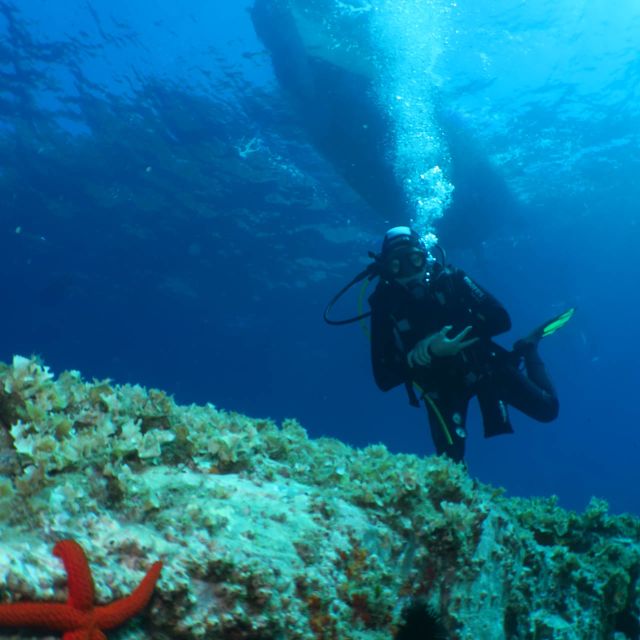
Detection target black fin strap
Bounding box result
[405,381,420,407]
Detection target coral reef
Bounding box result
[0,355,639,639]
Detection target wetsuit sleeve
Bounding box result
[370,304,412,391]
[451,268,512,338]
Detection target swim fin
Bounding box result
[513,307,575,355]
[536,307,575,338]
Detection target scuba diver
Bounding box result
[325,226,573,462]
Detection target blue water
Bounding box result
[1,0,639,515]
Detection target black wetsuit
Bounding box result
[369,264,559,462]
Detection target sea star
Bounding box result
[0,538,162,639]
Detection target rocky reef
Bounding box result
[0,355,639,639]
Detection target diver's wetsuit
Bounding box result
[369,264,559,462]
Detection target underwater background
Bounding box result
[1,0,639,515]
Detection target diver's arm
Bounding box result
[370,308,411,391]
[452,269,511,337]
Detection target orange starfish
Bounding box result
[0,539,162,639]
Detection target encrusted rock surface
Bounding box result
[0,355,639,639]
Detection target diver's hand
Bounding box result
[429,325,479,358]
[407,335,436,367]
[407,326,479,368]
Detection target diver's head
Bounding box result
[379,226,431,294]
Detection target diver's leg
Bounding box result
[500,347,559,422]
[424,391,469,462]
[521,343,557,398]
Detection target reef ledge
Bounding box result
[0,355,639,639]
